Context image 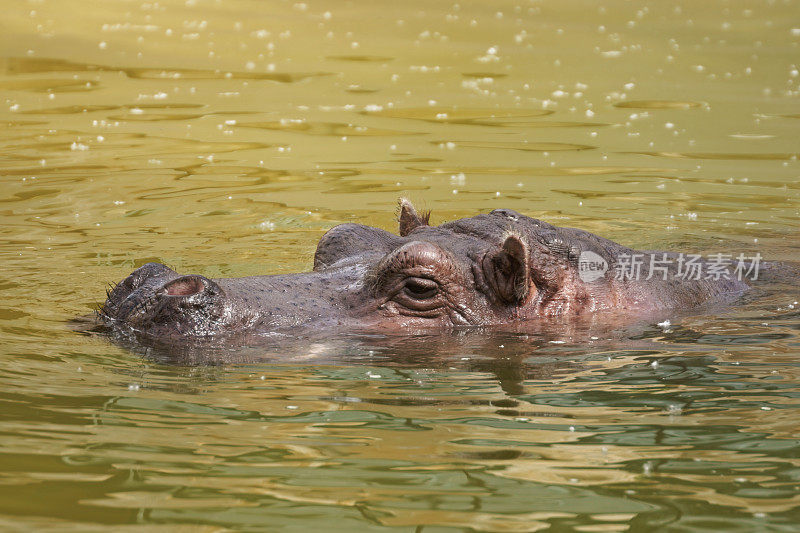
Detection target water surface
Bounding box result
[1,0,799,530]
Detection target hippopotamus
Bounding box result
[99,200,751,345]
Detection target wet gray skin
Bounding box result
[100,200,749,342]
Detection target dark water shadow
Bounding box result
[70,307,733,397]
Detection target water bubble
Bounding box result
[449,173,466,185]
[666,404,682,415]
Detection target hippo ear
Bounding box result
[482,233,532,304]
[398,198,430,236]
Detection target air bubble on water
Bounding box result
[286,405,299,410]
[449,173,466,185]
[650,360,659,369]
[569,426,575,432]
[643,462,652,475]
[128,383,140,391]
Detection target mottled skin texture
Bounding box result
[100,200,749,341]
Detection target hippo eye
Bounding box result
[403,277,439,300]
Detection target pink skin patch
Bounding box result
[165,277,204,297]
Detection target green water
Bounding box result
[1,0,799,530]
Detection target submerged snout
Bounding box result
[102,263,176,319]
[101,263,227,337]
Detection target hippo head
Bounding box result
[312,199,627,330]
[100,199,745,342]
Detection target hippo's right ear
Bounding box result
[398,198,430,236]
[482,233,533,305]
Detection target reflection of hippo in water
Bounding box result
[100,200,750,342]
